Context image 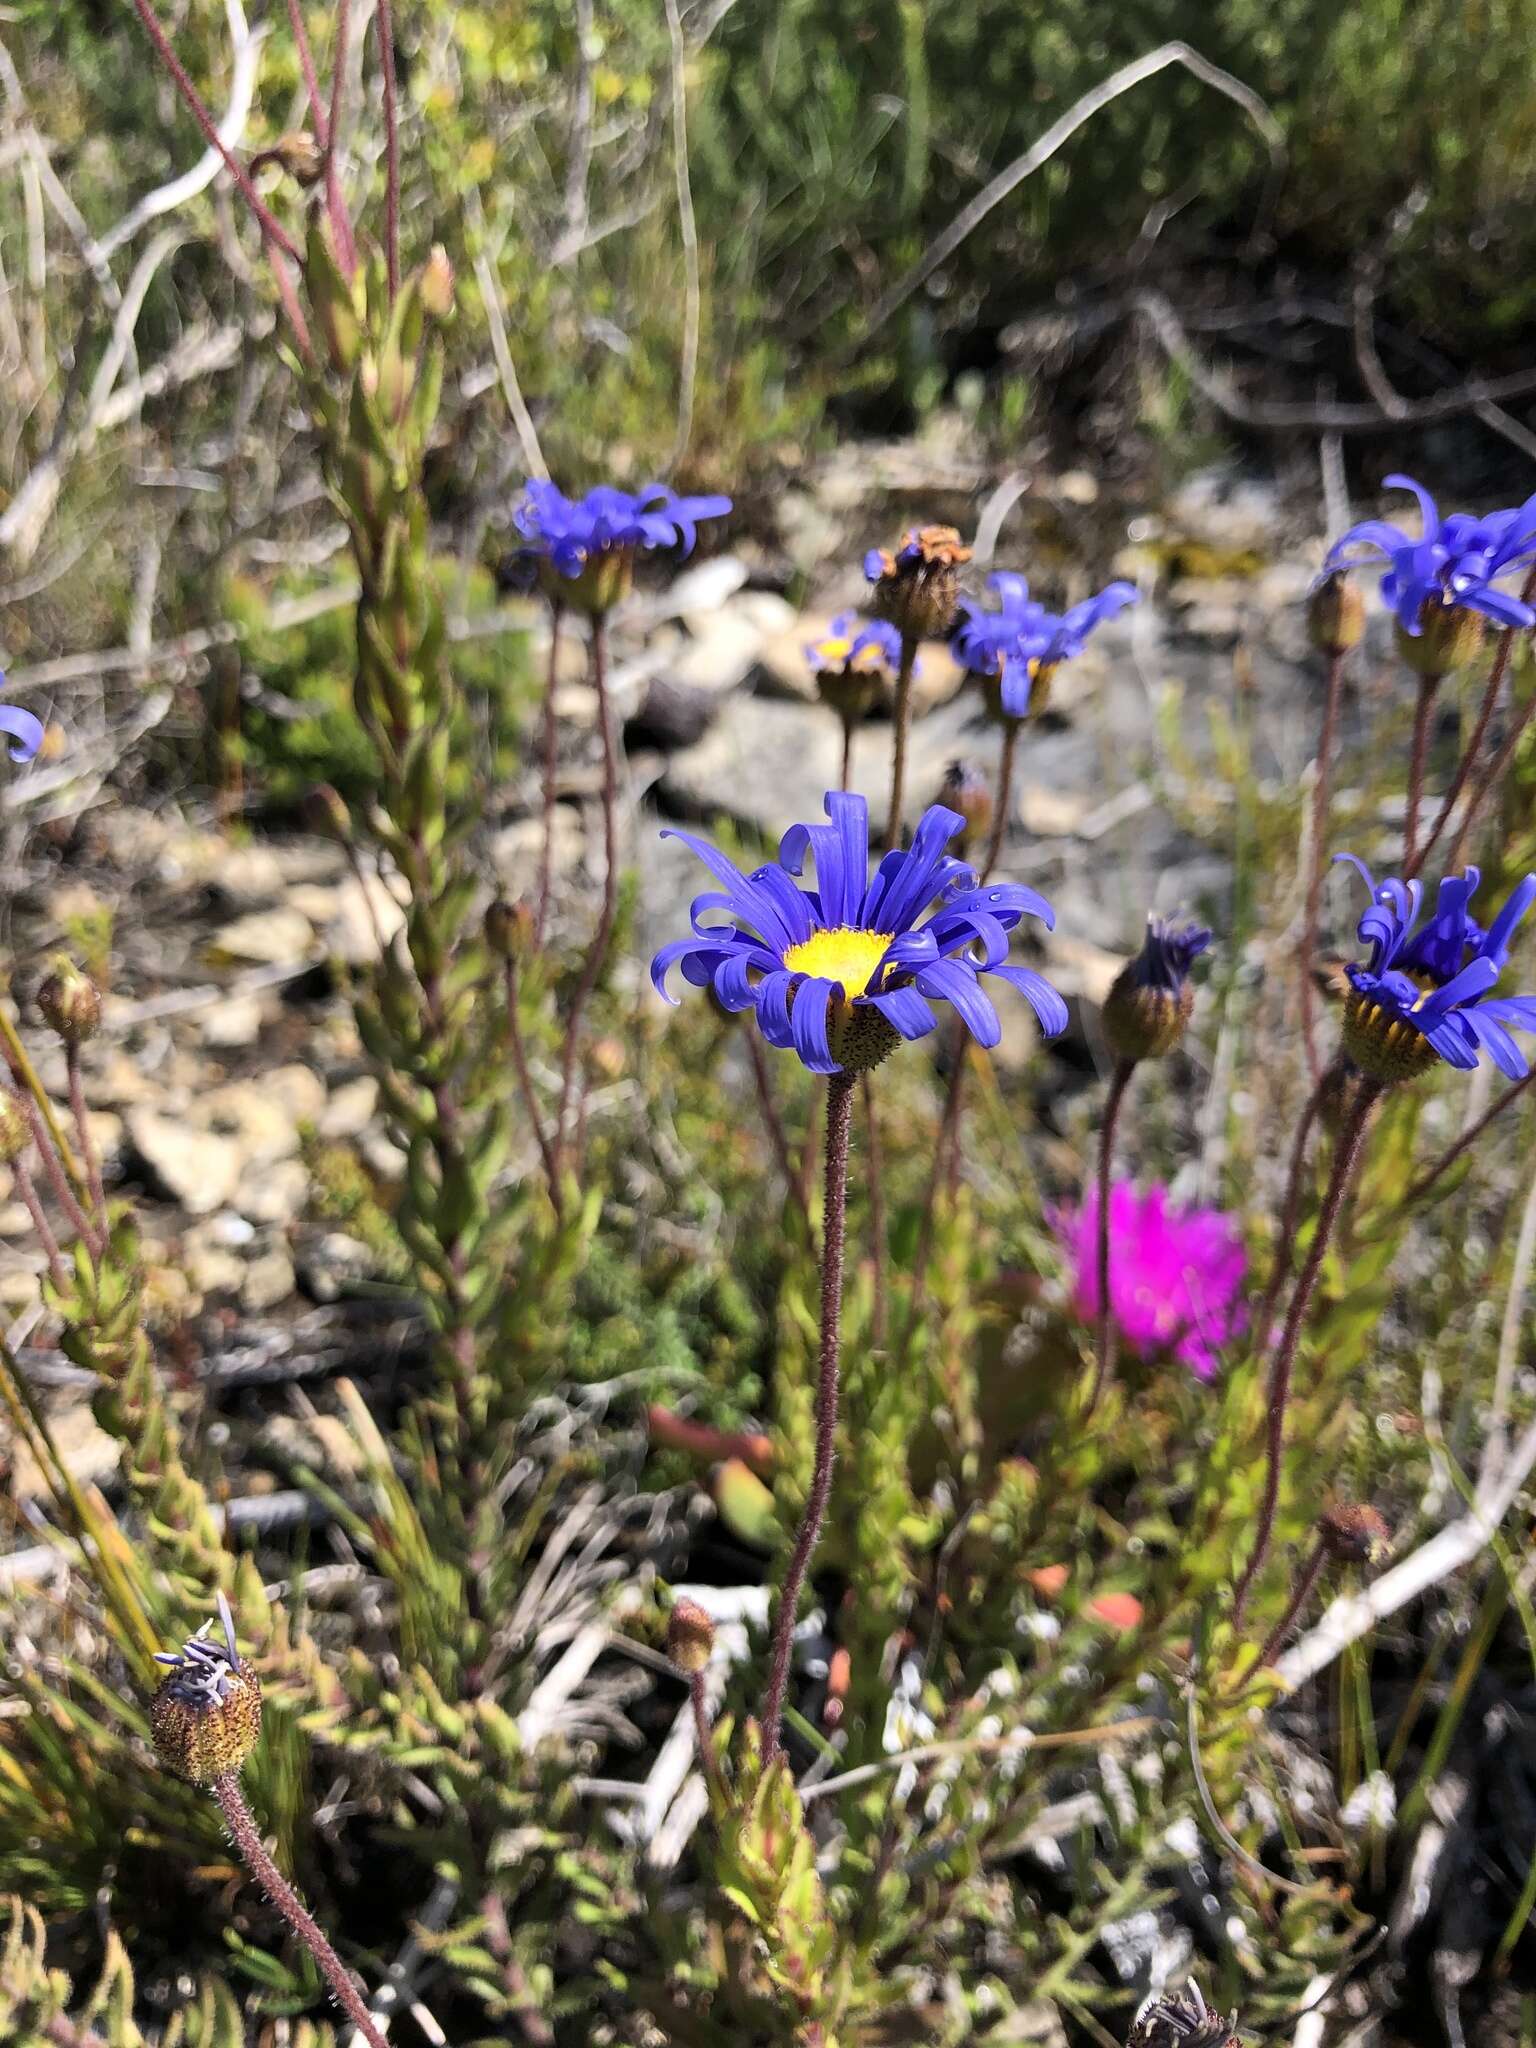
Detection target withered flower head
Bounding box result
[667,1597,716,1676]
[1127,1983,1241,2048]
[37,960,102,1046]
[1319,1502,1392,1568]
[864,525,973,640]
[150,1592,263,1785]
[937,760,995,855]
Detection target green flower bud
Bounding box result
[37,962,102,1045]
[1394,602,1484,678]
[1306,571,1366,655]
[667,1597,716,1676]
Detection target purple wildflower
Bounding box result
[651,790,1067,1074]
[1056,1180,1247,1381]
[805,612,906,679]
[953,573,1138,718]
[0,685,44,764]
[515,479,731,580]
[1336,853,1536,1080]
[1324,474,1536,636]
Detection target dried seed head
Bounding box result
[1127,1982,1242,2048]
[1319,1502,1392,1568]
[865,525,973,640]
[1306,571,1366,655]
[667,1597,716,1675]
[484,897,536,962]
[251,131,326,187]
[0,1094,30,1163]
[36,962,102,1045]
[150,1593,263,1785]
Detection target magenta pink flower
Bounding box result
[1054,1180,1247,1380]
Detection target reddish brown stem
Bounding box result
[883,636,918,854]
[1230,1081,1380,1626]
[1251,1067,1329,1358]
[1089,1060,1136,1411]
[980,719,1019,885]
[212,1772,388,2048]
[839,715,855,794]
[9,1088,100,1259]
[555,616,618,1174]
[1249,1538,1327,1676]
[863,1073,888,1350]
[324,0,358,274]
[1403,671,1440,870]
[1298,651,1344,1081]
[374,0,401,301]
[1449,673,1536,871]
[284,0,330,139]
[1404,1066,1536,1207]
[689,1669,727,1807]
[503,961,561,1217]
[128,0,301,260]
[534,604,563,947]
[12,1152,67,1288]
[1410,631,1515,879]
[760,1070,855,1760]
[66,1045,107,1229]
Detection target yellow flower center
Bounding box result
[782,927,893,999]
[813,635,853,664]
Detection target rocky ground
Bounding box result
[3,446,1394,1509]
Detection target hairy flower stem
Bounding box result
[839,716,856,794]
[1403,672,1441,869]
[863,1073,888,1349]
[1089,1060,1136,1411]
[503,961,561,1216]
[212,1772,388,2048]
[12,1153,66,1287]
[1410,634,1515,878]
[883,636,919,854]
[284,0,329,137]
[375,0,401,300]
[556,615,618,1175]
[534,604,563,947]
[689,1670,727,1807]
[324,0,358,273]
[1230,1081,1381,1626]
[1298,651,1344,1081]
[128,0,302,260]
[980,720,1019,884]
[9,1088,100,1259]
[1251,1066,1330,1357]
[1404,1065,1536,1207]
[760,1070,855,1760]
[1449,664,1536,871]
[1249,1538,1326,1678]
[66,1045,107,1227]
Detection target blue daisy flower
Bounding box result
[651,791,1068,1074]
[954,574,1138,719]
[1324,474,1536,640]
[0,695,43,764]
[515,478,731,612]
[1335,852,1536,1082]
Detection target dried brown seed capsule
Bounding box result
[150,1593,263,1785]
[37,962,102,1045]
[667,1597,716,1676]
[484,897,536,961]
[1306,572,1366,655]
[1319,1502,1392,1567]
[865,525,973,641]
